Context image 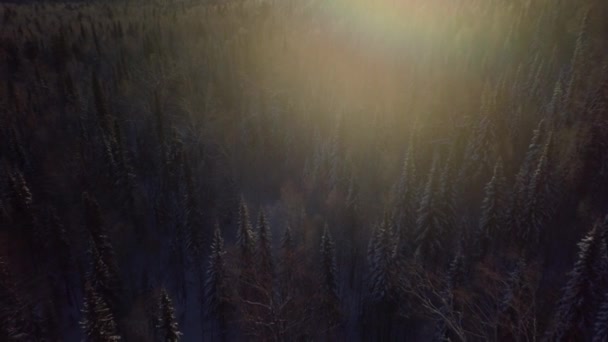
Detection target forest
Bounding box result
[1,0,608,340]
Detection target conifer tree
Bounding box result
[83,193,120,286]
[366,216,404,340]
[6,127,30,174]
[204,224,229,340]
[547,221,608,340]
[320,225,340,328]
[92,71,113,135]
[236,199,256,266]
[368,217,402,304]
[438,150,457,252]
[279,225,295,298]
[564,10,591,122]
[85,248,121,328]
[80,282,121,342]
[235,200,256,295]
[183,158,203,263]
[594,292,608,342]
[47,207,72,274]
[393,144,417,256]
[8,170,37,252]
[497,258,534,340]
[111,120,136,204]
[157,289,181,342]
[519,134,553,250]
[447,249,467,291]
[511,120,545,231]
[255,211,273,294]
[476,160,507,258]
[465,115,497,179]
[415,155,447,266]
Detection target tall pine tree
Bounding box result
[204,223,229,341]
[255,211,273,296]
[157,289,181,342]
[547,220,608,340]
[320,225,341,330]
[80,281,121,342]
[476,159,508,258]
[415,155,447,266]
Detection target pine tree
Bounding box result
[111,119,136,207]
[415,155,447,266]
[92,71,113,135]
[367,223,379,273]
[83,194,113,265]
[594,292,608,342]
[236,199,256,300]
[183,158,203,264]
[83,193,121,297]
[255,211,273,294]
[519,134,553,250]
[47,207,72,274]
[564,9,591,122]
[80,282,121,342]
[497,259,532,340]
[368,217,402,304]
[279,225,295,298]
[6,127,30,174]
[438,150,458,253]
[8,170,37,252]
[465,114,497,179]
[90,245,121,316]
[366,215,404,340]
[511,120,545,232]
[393,144,417,256]
[236,199,256,264]
[547,221,608,340]
[320,225,340,327]
[476,159,507,258]
[447,249,467,291]
[204,223,229,340]
[157,289,181,342]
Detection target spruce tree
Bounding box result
[157,289,181,342]
[83,193,117,275]
[511,120,545,234]
[447,249,467,291]
[497,259,532,340]
[92,71,113,135]
[548,221,608,340]
[236,199,256,300]
[47,207,72,275]
[438,150,457,253]
[80,282,120,342]
[204,223,229,340]
[594,292,608,342]
[6,127,30,174]
[236,199,256,266]
[183,158,203,264]
[255,211,273,295]
[368,217,402,304]
[366,216,403,340]
[476,160,507,258]
[320,225,340,328]
[83,193,121,308]
[8,170,37,252]
[393,144,417,256]
[279,225,295,299]
[415,155,447,266]
[465,114,497,179]
[519,134,553,250]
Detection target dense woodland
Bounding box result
[1,0,608,340]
